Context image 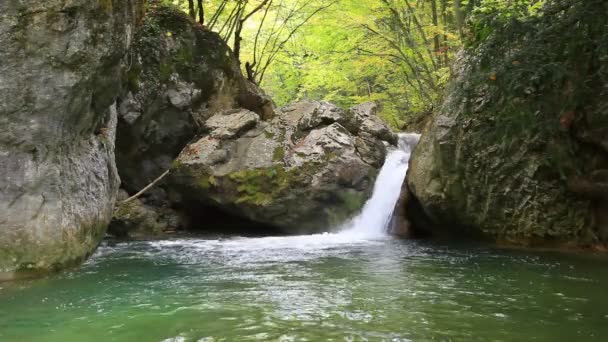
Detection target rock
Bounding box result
[204,109,260,139]
[295,100,346,132]
[351,102,398,145]
[169,100,395,234]
[0,0,143,278]
[389,182,412,238]
[109,190,187,238]
[407,2,608,246]
[118,92,142,125]
[115,5,273,193]
[167,80,202,110]
[239,81,276,121]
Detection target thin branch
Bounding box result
[121,170,170,205]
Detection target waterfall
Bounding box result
[340,133,420,238]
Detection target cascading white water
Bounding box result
[339,133,420,239]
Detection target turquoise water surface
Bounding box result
[1,235,607,341]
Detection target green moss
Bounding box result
[340,191,367,212]
[324,152,337,162]
[125,64,142,92]
[272,146,285,162]
[451,0,608,181]
[175,45,194,68]
[198,175,211,189]
[99,0,113,14]
[171,159,183,169]
[326,190,368,226]
[159,63,173,82]
[114,201,139,219]
[226,165,315,206]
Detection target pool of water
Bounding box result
[1,235,607,341]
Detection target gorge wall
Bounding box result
[408,1,608,247]
[0,0,144,279]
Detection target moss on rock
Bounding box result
[408,0,608,246]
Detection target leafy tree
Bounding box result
[159,0,558,130]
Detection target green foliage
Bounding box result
[466,0,545,46]
[257,0,462,130]
[159,0,463,130]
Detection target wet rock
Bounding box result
[389,182,413,238]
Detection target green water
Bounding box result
[1,235,607,341]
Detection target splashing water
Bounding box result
[339,133,420,239]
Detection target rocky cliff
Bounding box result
[0,0,143,279]
[115,5,273,195]
[0,1,396,276]
[408,1,608,247]
[109,5,396,237]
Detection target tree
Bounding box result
[246,0,337,84]
[188,0,195,20]
[197,0,204,25]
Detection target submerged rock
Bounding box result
[407,2,608,246]
[0,0,143,278]
[169,100,395,234]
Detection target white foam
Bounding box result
[338,133,420,239]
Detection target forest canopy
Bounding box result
[158,0,546,129]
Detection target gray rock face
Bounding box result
[0,0,143,278]
[170,100,395,234]
[351,102,398,145]
[115,6,274,193]
[205,109,260,139]
[407,8,608,247]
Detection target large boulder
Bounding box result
[408,1,608,247]
[169,100,395,234]
[0,0,143,278]
[115,5,273,193]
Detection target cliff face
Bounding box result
[115,6,274,195]
[0,0,143,279]
[407,1,608,247]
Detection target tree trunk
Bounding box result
[188,0,196,20]
[197,0,204,25]
[454,0,464,38]
[440,0,449,66]
[245,62,255,83]
[431,0,441,67]
[234,20,243,63]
